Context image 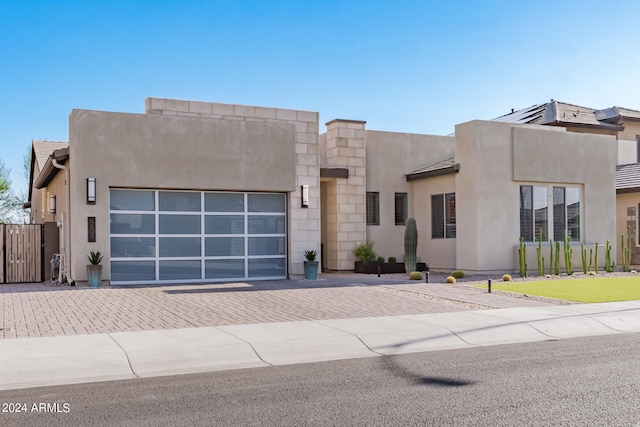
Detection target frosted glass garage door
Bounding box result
[110,190,287,284]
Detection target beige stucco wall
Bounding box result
[364,130,454,262]
[618,139,636,165]
[31,166,67,226]
[68,98,320,283]
[455,120,616,273]
[411,174,456,271]
[617,121,640,165]
[618,120,640,142]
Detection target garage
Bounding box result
[109,189,287,284]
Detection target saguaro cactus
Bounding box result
[536,233,544,277]
[564,230,573,276]
[604,240,614,273]
[622,224,632,272]
[518,237,527,278]
[404,217,418,274]
[548,239,554,275]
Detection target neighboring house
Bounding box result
[495,100,640,269]
[28,97,619,285]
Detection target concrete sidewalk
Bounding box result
[1,300,639,391]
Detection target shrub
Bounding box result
[353,242,376,262]
[388,256,397,264]
[304,250,317,261]
[502,274,512,282]
[408,271,423,280]
[88,251,103,265]
[445,276,456,284]
[451,270,465,279]
[377,256,385,263]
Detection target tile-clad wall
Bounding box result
[145,97,320,275]
[324,119,367,270]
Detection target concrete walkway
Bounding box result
[0,273,639,391]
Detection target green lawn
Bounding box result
[476,276,640,303]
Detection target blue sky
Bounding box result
[2,0,640,193]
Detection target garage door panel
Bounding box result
[159,260,202,281]
[247,193,285,212]
[248,258,286,277]
[205,259,245,279]
[205,237,244,257]
[159,214,201,234]
[110,189,155,211]
[205,193,244,212]
[204,215,244,234]
[159,237,201,257]
[248,215,285,234]
[159,191,201,211]
[111,237,156,257]
[248,237,286,256]
[111,261,156,282]
[110,190,286,284]
[110,214,155,234]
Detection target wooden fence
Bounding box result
[1,224,43,283]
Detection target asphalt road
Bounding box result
[1,333,639,426]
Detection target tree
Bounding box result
[0,159,22,224]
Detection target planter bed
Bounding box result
[354,261,428,274]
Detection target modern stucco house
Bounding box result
[494,100,640,268]
[28,97,626,285]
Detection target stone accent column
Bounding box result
[324,119,367,270]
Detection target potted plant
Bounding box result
[353,242,380,274]
[87,250,103,288]
[304,249,319,280]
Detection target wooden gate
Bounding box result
[1,224,43,283]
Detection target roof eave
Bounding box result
[33,149,69,189]
[406,163,460,182]
[548,121,624,132]
[616,187,640,194]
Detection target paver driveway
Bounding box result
[0,273,552,339]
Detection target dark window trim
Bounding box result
[366,192,380,226]
[394,192,408,226]
[431,193,456,239]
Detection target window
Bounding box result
[637,136,640,163]
[431,193,456,238]
[520,185,579,242]
[366,192,380,225]
[520,186,548,241]
[394,193,407,225]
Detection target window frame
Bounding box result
[394,192,408,226]
[431,193,456,239]
[520,184,580,242]
[366,192,380,226]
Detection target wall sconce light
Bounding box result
[301,185,309,208]
[49,195,56,213]
[87,177,96,204]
